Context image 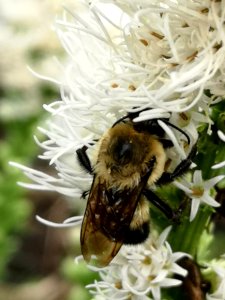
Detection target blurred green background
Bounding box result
[0,1,96,299]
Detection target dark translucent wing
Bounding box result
[80,178,123,266]
[80,167,153,266]
[101,184,146,241]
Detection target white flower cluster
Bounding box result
[11,0,225,200]
[87,227,188,300]
[11,1,225,299]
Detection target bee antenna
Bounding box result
[161,120,190,144]
[112,111,190,144]
[112,115,129,127]
[112,110,142,128]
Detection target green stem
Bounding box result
[170,206,212,256]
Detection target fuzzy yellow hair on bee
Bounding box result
[76,110,196,266]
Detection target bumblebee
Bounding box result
[76,111,196,266]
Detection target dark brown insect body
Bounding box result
[179,258,210,300]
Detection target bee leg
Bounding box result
[81,190,89,199]
[76,145,93,174]
[158,138,174,149]
[157,143,197,185]
[143,189,185,223]
[123,222,150,244]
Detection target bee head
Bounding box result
[96,122,164,188]
[106,123,148,167]
[110,136,134,165]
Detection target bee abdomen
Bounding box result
[123,222,150,245]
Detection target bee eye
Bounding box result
[112,140,133,164]
[118,142,132,160]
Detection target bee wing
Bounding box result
[80,175,148,267]
[80,177,123,266]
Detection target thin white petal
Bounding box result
[190,198,200,221]
[152,270,168,284]
[193,170,203,186]
[157,226,172,247]
[36,215,82,228]
[171,252,191,264]
[160,278,183,287]
[27,65,61,85]
[134,108,171,122]
[151,286,161,300]
[173,181,192,194]
[63,216,84,224]
[205,175,225,189]
[202,194,220,207]
[158,120,186,159]
[170,263,188,277]
[218,130,225,142]
[212,161,225,169]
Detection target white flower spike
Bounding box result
[12,0,225,199]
